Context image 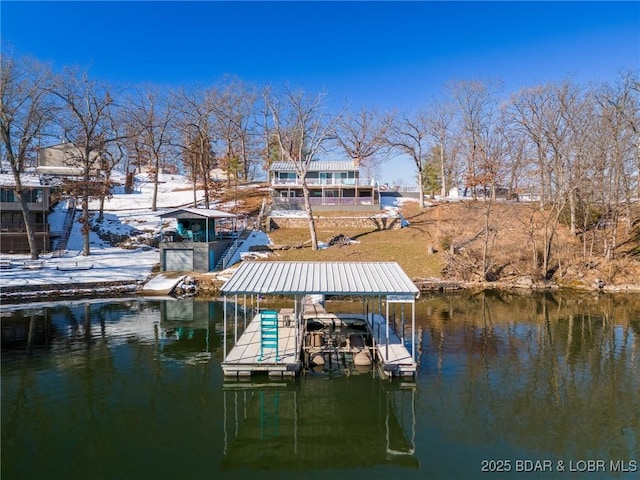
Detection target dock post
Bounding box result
[385,301,390,361]
[223,295,227,359]
[411,301,415,361]
[234,294,238,344]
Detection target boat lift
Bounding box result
[220,261,420,379]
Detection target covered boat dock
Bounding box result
[220,261,419,379]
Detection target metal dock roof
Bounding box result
[221,261,419,296]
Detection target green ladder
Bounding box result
[258,310,279,361]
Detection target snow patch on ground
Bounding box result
[1,173,276,293]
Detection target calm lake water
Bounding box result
[2,291,639,479]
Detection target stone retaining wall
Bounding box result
[267,215,402,231]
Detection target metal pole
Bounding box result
[294,295,299,362]
[223,295,227,359]
[234,294,238,344]
[243,294,247,330]
[385,298,389,360]
[411,300,416,361]
[401,303,405,343]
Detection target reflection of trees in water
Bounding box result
[421,291,639,461]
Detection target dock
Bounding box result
[367,313,417,378]
[222,310,302,378]
[220,261,420,380]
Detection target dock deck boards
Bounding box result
[222,313,301,378]
[367,313,416,377]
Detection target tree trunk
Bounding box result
[192,174,198,208]
[417,168,425,208]
[569,189,577,235]
[8,160,40,260]
[151,155,159,212]
[440,142,446,197]
[301,179,319,250]
[82,188,91,256]
[482,202,493,279]
[98,193,105,223]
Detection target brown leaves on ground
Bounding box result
[268,200,640,288]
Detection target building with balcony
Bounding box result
[269,160,380,211]
[0,174,52,253]
[158,207,242,272]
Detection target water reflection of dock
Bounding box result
[221,378,419,470]
[221,262,419,379]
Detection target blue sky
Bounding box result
[2,1,639,183]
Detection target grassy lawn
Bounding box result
[267,222,443,279]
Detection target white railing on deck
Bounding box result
[272,197,374,207]
[272,177,376,187]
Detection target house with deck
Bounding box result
[269,160,380,210]
[0,174,53,253]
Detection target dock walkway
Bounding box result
[222,312,301,378]
[367,313,416,378]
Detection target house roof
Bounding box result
[221,261,419,297]
[269,161,358,172]
[160,207,237,219]
[0,173,45,188]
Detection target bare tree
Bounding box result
[424,99,455,197]
[125,87,174,211]
[335,106,392,178]
[447,79,502,199]
[210,79,259,184]
[172,87,217,208]
[508,85,553,207]
[49,68,121,256]
[263,85,342,250]
[387,111,429,208]
[591,71,640,260]
[96,105,129,222]
[0,51,54,259]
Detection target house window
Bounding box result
[1,188,15,202]
[24,189,43,202]
[325,189,339,198]
[0,188,43,203]
[319,172,332,185]
[278,172,296,182]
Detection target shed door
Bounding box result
[165,249,194,271]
